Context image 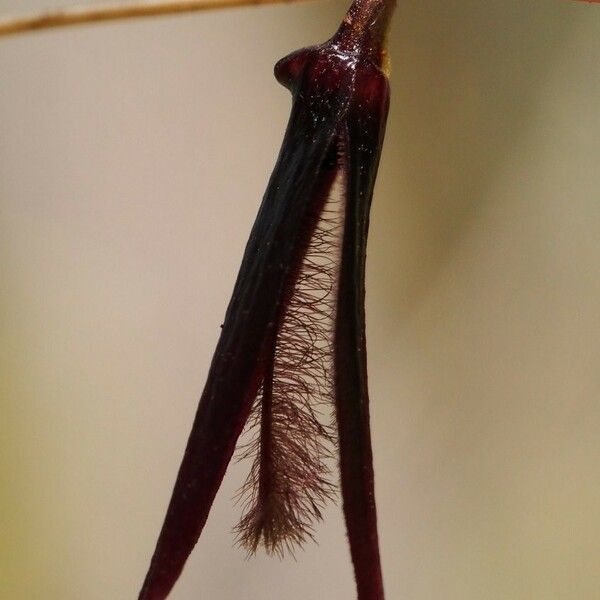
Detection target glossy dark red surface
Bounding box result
[335,64,390,600]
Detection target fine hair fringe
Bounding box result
[234,176,343,557]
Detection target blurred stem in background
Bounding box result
[0,0,312,37]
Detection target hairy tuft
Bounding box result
[234,176,343,556]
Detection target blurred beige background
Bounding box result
[1,1,599,598]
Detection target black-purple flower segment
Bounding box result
[139,1,395,599]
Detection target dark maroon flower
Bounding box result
[139,1,395,598]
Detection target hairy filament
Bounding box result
[234,166,344,556]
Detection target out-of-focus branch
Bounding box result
[0,0,312,38]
